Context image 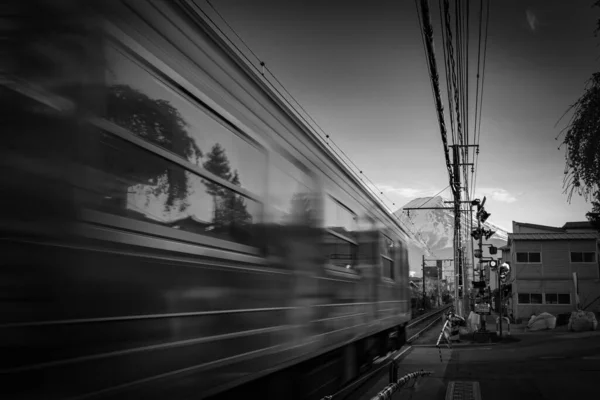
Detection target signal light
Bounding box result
[471,228,483,240]
[484,229,496,240]
[478,210,491,223]
[499,262,511,283]
[489,245,498,255]
[489,260,498,269]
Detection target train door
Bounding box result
[265,152,321,346]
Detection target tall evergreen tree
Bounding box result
[559,1,600,230]
[202,144,251,229]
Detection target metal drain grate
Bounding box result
[445,381,481,400]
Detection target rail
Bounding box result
[407,304,452,343]
[407,304,452,329]
[319,305,450,400]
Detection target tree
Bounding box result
[202,143,231,197]
[202,144,252,231]
[106,84,202,212]
[559,1,600,230]
[287,191,317,226]
[218,170,252,229]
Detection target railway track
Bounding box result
[320,305,452,400]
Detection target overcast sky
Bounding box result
[199,0,599,232]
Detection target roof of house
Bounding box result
[562,221,594,230]
[512,221,565,232]
[509,233,599,241]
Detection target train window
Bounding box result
[381,235,395,280]
[325,233,358,269]
[382,257,394,280]
[380,235,394,259]
[324,196,358,269]
[324,196,357,240]
[104,45,266,197]
[268,156,314,225]
[82,129,261,248]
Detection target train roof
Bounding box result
[184,2,418,242]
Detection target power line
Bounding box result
[472,0,491,197]
[471,0,485,196]
[199,1,437,254]
[416,0,456,200]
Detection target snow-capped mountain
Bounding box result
[394,196,509,274]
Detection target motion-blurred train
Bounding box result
[1,1,413,399]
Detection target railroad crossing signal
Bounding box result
[489,260,498,269]
[499,262,511,283]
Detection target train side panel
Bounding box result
[1,1,412,399]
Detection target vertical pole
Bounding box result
[477,213,486,332]
[452,145,461,316]
[470,204,475,290]
[438,261,442,307]
[422,254,426,309]
[498,266,503,337]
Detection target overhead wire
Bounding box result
[471,0,491,198]
[416,0,456,201]
[471,0,485,197]
[201,0,438,255]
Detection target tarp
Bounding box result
[467,311,481,333]
[568,310,598,332]
[527,312,556,331]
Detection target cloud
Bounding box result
[475,187,518,203]
[369,184,448,199]
[526,9,537,32]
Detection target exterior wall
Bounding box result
[510,239,600,319]
[513,280,574,319]
[579,281,600,312]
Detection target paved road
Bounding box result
[445,330,600,400]
[357,328,600,399]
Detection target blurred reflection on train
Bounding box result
[0,1,412,399]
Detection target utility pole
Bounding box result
[438,260,442,307]
[451,145,461,315]
[449,145,476,317]
[498,268,503,338]
[422,254,426,309]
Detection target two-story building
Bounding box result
[503,221,600,320]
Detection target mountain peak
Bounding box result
[400,196,446,210]
[394,195,509,252]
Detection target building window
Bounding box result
[381,234,395,280]
[516,252,541,263]
[545,293,571,305]
[570,252,596,263]
[517,293,542,304]
[324,196,358,270]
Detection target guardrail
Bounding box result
[369,369,433,400]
